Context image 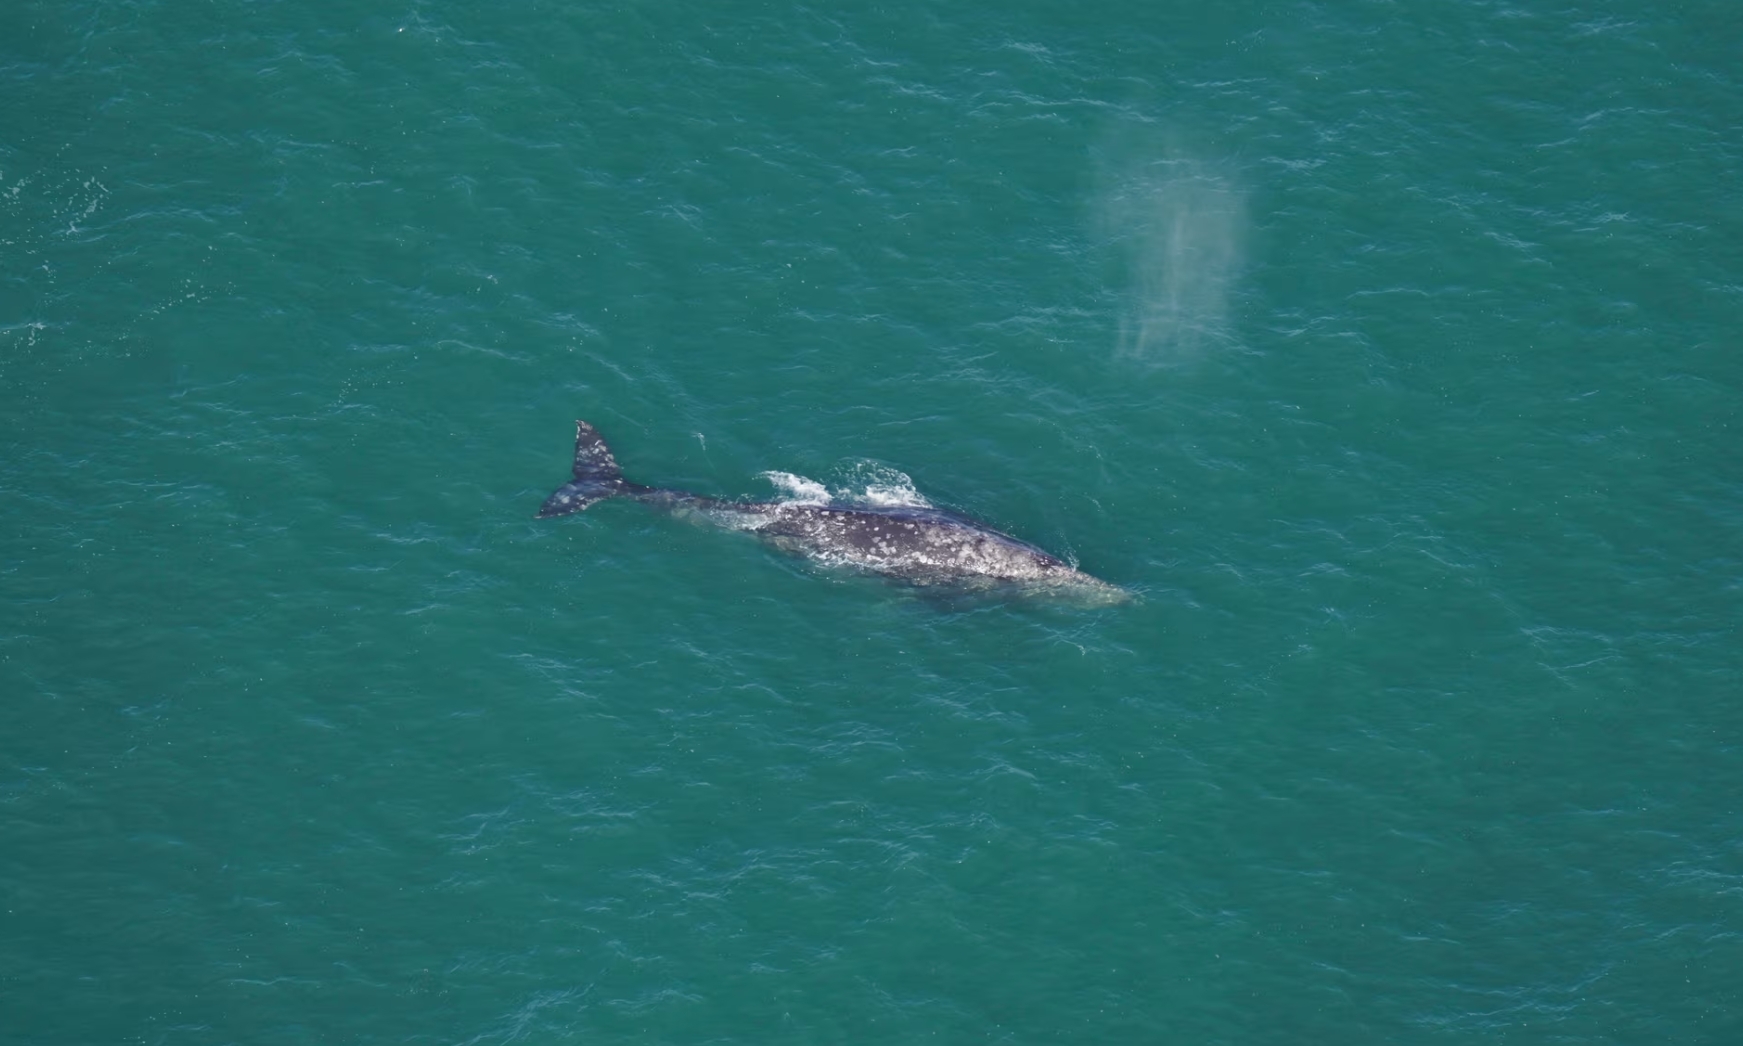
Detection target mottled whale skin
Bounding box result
[538,421,1129,602]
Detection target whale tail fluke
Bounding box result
[569,420,622,483]
[537,420,630,517]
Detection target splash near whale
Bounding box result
[538,421,1129,603]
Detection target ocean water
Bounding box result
[3,1,1739,1042]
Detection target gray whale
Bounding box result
[539,421,1128,602]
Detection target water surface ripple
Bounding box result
[2,2,1739,1043]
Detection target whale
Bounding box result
[538,421,1130,602]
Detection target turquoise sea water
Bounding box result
[3,1,1740,1042]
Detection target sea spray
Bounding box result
[1096,151,1246,361]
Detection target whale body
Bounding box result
[538,421,1128,602]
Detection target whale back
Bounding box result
[751,502,1068,582]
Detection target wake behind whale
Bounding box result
[538,421,1130,603]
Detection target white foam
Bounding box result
[861,482,929,508]
[758,471,831,505]
[838,462,932,508]
[759,464,933,510]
